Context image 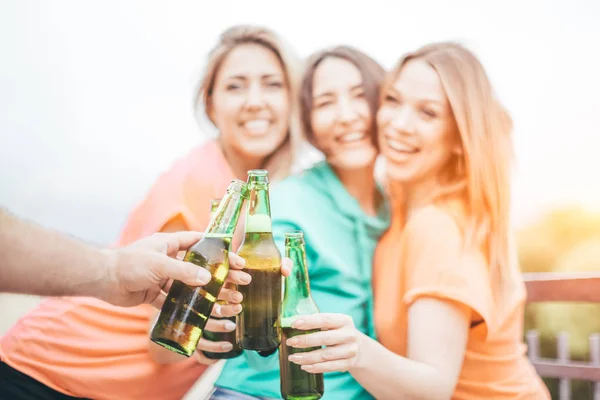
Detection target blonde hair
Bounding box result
[195,25,304,182]
[385,42,515,299]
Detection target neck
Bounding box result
[331,163,379,217]
[218,139,266,181]
[403,174,442,218]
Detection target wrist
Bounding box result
[350,331,371,372]
[93,248,119,303]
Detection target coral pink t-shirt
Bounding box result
[0,140,234,400]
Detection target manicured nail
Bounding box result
[224,321,236,331]
[196,269,211,284]
[286,337,299,346]
[221,343,233,351]
[234,256,246,268]
[288,354,302,362]
[292,319,305,328]
[214,304,223,317]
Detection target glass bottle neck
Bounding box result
[284,243,311,300]
[245,183,272,233]
[206,192,245,237]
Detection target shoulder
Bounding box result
[151,140,227,194]
[271,163,335,237]
[405,205,463,246]
[175,140,224,180]
[272,162,330,205]
[117,142,223,242]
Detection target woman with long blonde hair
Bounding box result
[280,42,550,399]
[0,25,302,400]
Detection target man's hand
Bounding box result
[99,231,245,308]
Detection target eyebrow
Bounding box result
[313,83,363,98]
[387,86,445,105]
[420,97,445,106]
[226,73,283,81]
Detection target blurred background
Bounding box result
[1,1,599,398]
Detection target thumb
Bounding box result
[281,257,293,277]
[162,231,204,257]
[157,257,212,287]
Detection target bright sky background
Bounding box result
[1,0,599,245]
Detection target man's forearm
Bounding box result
[0,209,113,298]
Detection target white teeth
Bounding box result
[387,140,417,153]
[244,119,269,134]
[339,132,366,143]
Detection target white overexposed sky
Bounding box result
[1,0,599,245]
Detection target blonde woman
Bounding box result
[281,43,551,399]
[0,25,302,400]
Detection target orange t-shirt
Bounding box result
[0,140,234,400]
[373,204,550,399]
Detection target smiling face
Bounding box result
[378,59,461,188]
[209,43,290,160]
[309,57,378,170]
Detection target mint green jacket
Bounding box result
[214,161,390,400]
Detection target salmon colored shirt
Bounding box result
[0,140,234,400]
[373,203,550,399]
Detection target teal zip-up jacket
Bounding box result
[214,161,390,400]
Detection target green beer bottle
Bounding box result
[150,180,248,357]
[237,169,282,352]
[279,231,324,400]
[202,198,244,360]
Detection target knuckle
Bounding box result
[345,330,358,343]
[220,307,233,318]
[226,270,238,279]
[152,232,166,240]
[321,349,333,361]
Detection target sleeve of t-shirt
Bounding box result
[402,206,492,339]
[116,162,212,246]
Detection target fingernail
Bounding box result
[237,257,246,268]
[233,304,242,313]
[292,319,304,328]
[241,273,252,284]
[301,365,314,371]
[232,292,243,302]
[221,343,233,351]
[196,269,211,284]
[224,321,236,331]
[286,337,299,346]
[288,354,302,362]
[213,304,223,317]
